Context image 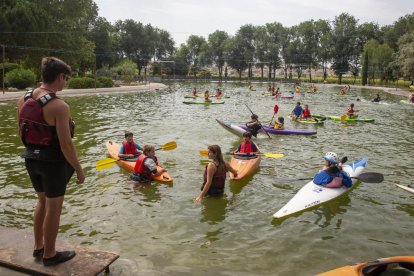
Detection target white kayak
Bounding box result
[395,184,414,194]
[215,119,268,139]
[273,158,368,219]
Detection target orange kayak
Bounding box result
[318,256,414,275]
[229,155,261,180]
[106,141,173,184]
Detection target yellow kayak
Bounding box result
[229,154,261,180]
[106,141,173,184]
[318,256,414,275]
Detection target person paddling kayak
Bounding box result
[234,132,261,155]
[313,152,351,188]
[246,114,262,137]
[372,93,381,102]
[130,144,166,187]
[119,131,143,160]
[346,103,359,118]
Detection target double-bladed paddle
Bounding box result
[273,172,384,183]
[199,149,284,159]
[96,141,177,170]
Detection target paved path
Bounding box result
[0,83,168,103]
[0,82,410,103]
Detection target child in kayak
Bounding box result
[234,132,261,155]
[204,90,211,101]
[409,93,414,103]
[191,87,197,96]
[346,103,359,118]
[215,88,222,97]
[273,116,284,129]
[301,104,311,119]
[195,145,238,202]
[130,144,166,185]
[246,114,262,137]
[119,131,143,160]
[372,93,381,102]
[313,152,352,188]
[291,102,303,120]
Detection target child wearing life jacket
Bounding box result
[130,144,166,184]
[409,93,414,103]
[313,152,351,188]
[119,131,143,159]
[204,90,210,101]
[346,103,358,118]
[191,87,197,96]
[234,132,260,155]
[302,104,311,119]
[274,117,284,129]
[215,89,222,97]
[246,114,262,137]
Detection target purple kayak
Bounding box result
[239,124,316,135]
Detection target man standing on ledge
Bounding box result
[17,57,85,266]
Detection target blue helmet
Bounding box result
[324,152,339,164]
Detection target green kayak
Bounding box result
[401,100,414,106]
[313,114,374,122]
[183,100,225,105]
[288,115,324,125]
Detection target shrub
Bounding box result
[97,77,114,88]
[66,77,96,89]
[5,68,36,89]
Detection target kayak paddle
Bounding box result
[199,149,284,159]
[268,104,279,124]
[273,172,384,183]
[96,141,177,170]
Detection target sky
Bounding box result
[94,0,414,46]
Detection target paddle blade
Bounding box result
[156,141,177,151]
[199,149,209,156]
[96,158,117,170]
[354,172,384,183]
[262,153,284,159]
[162,141,177,151]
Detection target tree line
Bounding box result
[1,0,413,85]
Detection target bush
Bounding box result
[66,77,96,89]
[97,77,114,88]
[5,68,36,89]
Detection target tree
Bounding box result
[265,22,284,80]
[185,35,207,77]
[330,13,359,84]
[208,30,229,80]
[392,31,414,79]
[87,17,117,69]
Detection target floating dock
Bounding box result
[0,226,119,275]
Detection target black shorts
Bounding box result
[25,159,74,198]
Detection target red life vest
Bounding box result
[122,140,139,154]
[134,154,158,177]
[239,141,253,153]
[303,109,311,118]
[18,90,74,147]
[202,163,227,190]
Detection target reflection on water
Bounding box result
[0,83,413,275]
[200,195,229,225]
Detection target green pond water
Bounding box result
[0,82,413,275]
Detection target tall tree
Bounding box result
[208,30,229,79]
[185,35,207,76]
[330,13,358,84]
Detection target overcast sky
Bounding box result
[94,0,414,46]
